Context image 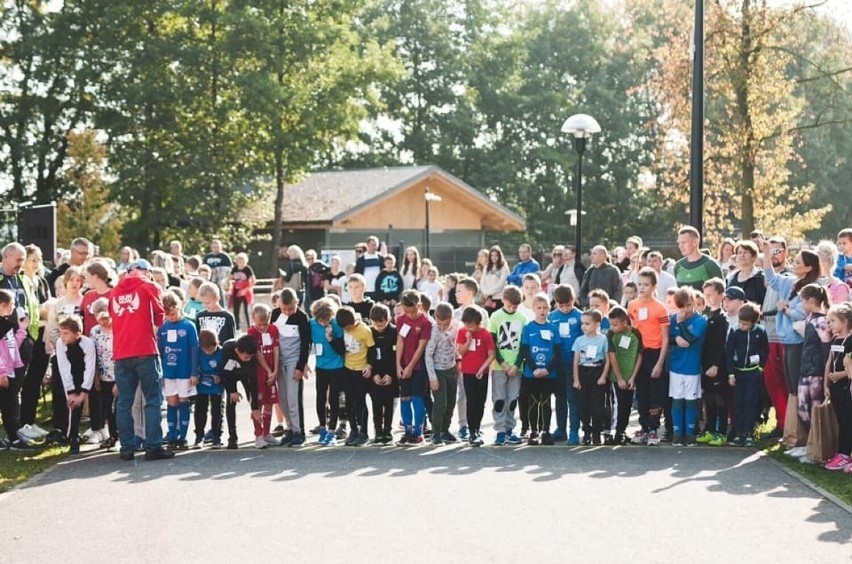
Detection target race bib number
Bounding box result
[586,345,598,358]
[541,330,552,341]
[559,323,570,338]
[262,333,273,346]
[280,325,298,338]
[638,308,649,321]
[399,324,411,338]
[749,355,760,364]
[619,336,631,349]
[167,330,177,343]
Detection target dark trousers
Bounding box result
[0,369,22,442]
[20,331,48,426]
[704,386,728,435]
[371,393,395,434]
[232,294,250,330]
[50,356,69,434]
[463,373,489,435]
[635,348,664,431]
[519,385,529,432]
[611,381,634,434]
[578,365,606,435]
[522,378,554,435]
[89,384,104,431]
[68,402,83,440]
[225,379,249,442]
[733,369,760,437]
[830,380,852,456]
[195,392,223,440]
[315,367,345,428]
[344,370,369,435]
[99,381,118,438]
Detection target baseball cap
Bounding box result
[724,287,746,301]
[129,258,152,272]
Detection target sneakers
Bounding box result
[603,433,615,446]
[541,432,554,446]
[353,433,368,446]
[271,425,285,437]
[730,436,745,447]
[9,438,31,451]
[288,432,306,447]
[334,424,348,441]
[469,433,483,447]
[659,429,671,443]
[696,431,715,444]
[458,426,469,440]
[743,437,756,447]
[119,450,135,461]
[101,436,117,450]
[506,433,523,446]
[708,433,727,446]
[145,447,176,460]
[614,432,626,445]
[527,433,540,446]
[646,431,660,446]
[320,432,337,446]
[0,437,10,449]
[309,425,322,435]
[68,438,80,455]
[345,433,359,446]
[824,453,851,471]
[582,434,592,446]
[264,434,282,446]
[567,431,580,445]
[631,430,647,445]
[844,461,852,474]
[86,429,105,445]
[785,446,807,457]
[592,434,601,446]
[551,428,567,442]
[431,434,444,446]
[684,435,697,446]
[409,435,424,445]
[281,429,294,444]
[397,434,411,446]
[227,439,239,450]
[441,432,458,444]
[192,436,204,449]
[317,427,329,445]
[672,434,685,447]
[203,429,215,443]
[494,432,506,446]
[255,437,267,449]
[16,424,43,442]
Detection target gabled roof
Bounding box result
[265,165,524,230]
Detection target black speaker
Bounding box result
[17,203,56,262]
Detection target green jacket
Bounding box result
[0,271,39,340]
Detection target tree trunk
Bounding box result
[735,0,756,236]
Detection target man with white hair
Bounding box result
[646,251,677,301]
[46,237,91,293]
[578,245,623,307]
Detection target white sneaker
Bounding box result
[785,446,807,458]
[263,435,282,446]
[30,424,50,438]
[254,437,267,449]
[82,428,94,438]
[86,430,104,445]
[17,425,40,442]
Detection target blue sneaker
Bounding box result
[505,433,523,445]
[317,427,328,445]
[568,431,580,445]
[551,428,568,442]
[203,429,214,444]
[494,432,506,446]
[458,426,469,440]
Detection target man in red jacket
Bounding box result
[110,259,174,461]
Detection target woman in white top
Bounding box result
[471,249,488,284]
[401,246,421,290]
[479,245,509,314]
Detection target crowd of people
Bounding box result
[1,226,851,473]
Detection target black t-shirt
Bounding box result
[325,271,346,294]
[196,310,236,344]
[204,252,233,270]
[350,298,375,326]
[221,340,258,409]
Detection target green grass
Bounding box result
[0,391,68,493]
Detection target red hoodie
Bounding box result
[109,272,164,360]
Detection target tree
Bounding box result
[56,130,123,256]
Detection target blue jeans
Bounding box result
[733,369,760,437]
[116,355,164,453]
[554,365,580,434]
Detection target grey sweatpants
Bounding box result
[431,367,458,436]
[456,374,468,427]
[278,361,302,433]
[491,370,521,433]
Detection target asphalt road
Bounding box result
[1,387,850,563]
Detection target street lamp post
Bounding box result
[424,187,442,258]
[561,114,601,260]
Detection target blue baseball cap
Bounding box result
[129,258,152,272]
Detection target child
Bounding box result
[453,277,487,439]
[335,305,374,446]
[89,298,118,448]
[548,284,583,444]
[55,315,96,454]
[726,302,769,446]
[823,303,852,471]
[248,303,281,448]
[196,282,236,349]
[183,278,205,321]
[698,278,730,446]
[368,303,398,444]
[375,255,404,307]
[444,273,459,309]
[606,306,643,445]
[271,288,311,446]
[668,288,707,446]
[693,291,706,313]
[797,284,833,434]
[588,289,612,334]
[419,266,443,306]
[664,287,678,315]
[518,273,541,321]
[0,289,29,450]
[572,310,610,445]
[520,292,561,445]
[158,292,199,450]
[489,286,527,445]
[395,289,432,445]
[195,329,224,449]
[425,303,459,445]
[310,298,346,446]
[621,281,638,307]
[627,267,670,446]
[722,286,746,330]
[347,273,375,324]
[834,228,852,286]
[456,305,495,446]
[221,335,262,448]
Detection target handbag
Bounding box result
[782,393,807,448]
[805,399,839,462]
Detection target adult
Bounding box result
[46,237,91,293]
[168,240,186,277]
[471,249,489,284]
[354,236,384,300]
[80,261,115,445]
[401,246,421,290]
[578,245,623,307]
[0,243,38,449]
[18,245,51,440]
[673,226,723,291]
[617,236,643,272]
[506,244,540,287]
[203,238,233,297]
[716,238,737,276]
[115,246,137,275]
[278,245,308,305]
[540,246,564,295]
[553,245,586,297]
[229,252,256,331]
[324,255,346,296]
[646,251,677,302]
[726,240,766,305]
[305,249,330,309]
[815,240,850,304]
[760,237,792,435]
[479,245,509,313]
[110,259,174,461]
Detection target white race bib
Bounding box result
[224,359,240,371]
[166,330,177,343]
[541,330,552,341]
[314,343,323,356]
[619,335,631,350]
[62,304,76,315]
[262,332,273,347]
[469,338,477,352]
[280,325,298,338]
[586,345,598,358]
[376,348,382,360]
[749,355,760,364]
[831,345,845,353]
[15,307,27,320]
[399,324,411,338]
[559,323,570,338]
[638,307,649,321]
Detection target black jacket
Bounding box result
[725,325,769,375]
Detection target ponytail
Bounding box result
[798,283,830,309]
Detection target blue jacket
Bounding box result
[198,346,224,395]
[507,259,541,287]
[725,325,769,375]
[763,266,805,345]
